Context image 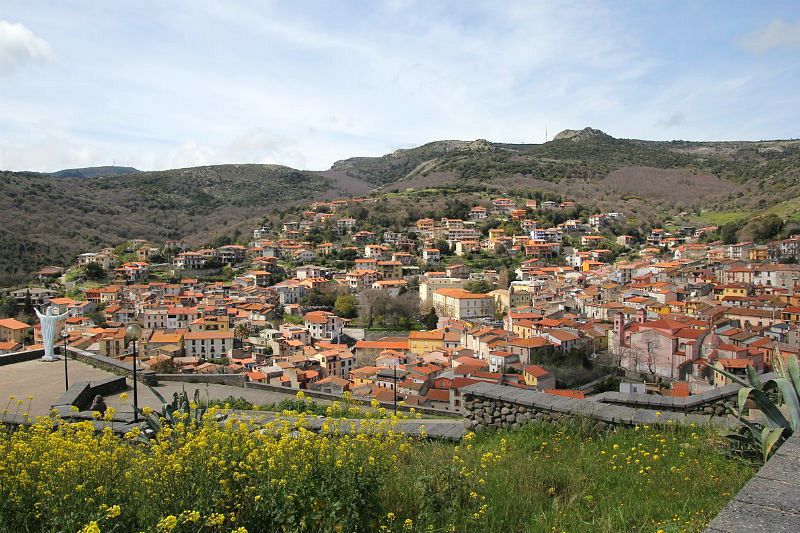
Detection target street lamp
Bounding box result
[61,329,69,391]
[125,323,142,422]
[393,363,398,415]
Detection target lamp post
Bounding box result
[61,329,69,391]
[125,324,142,422]
[393,363,398,415]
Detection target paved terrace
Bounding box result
[0,359,340,418]
[0,358,462,440]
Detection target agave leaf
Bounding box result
[146,413,162,433]
[771,377,800,433]
[760,427,784,463]
[749,388,792,430]
[774,347,787,378]
[786,355,800,399]
[737,387,754,416]
[746,366,763,391]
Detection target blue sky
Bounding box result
[1,0,798,172]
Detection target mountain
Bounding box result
[1,129,799,285]
[49,166,140,179]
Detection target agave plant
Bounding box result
[710,351,800,464]
[138,388,215,443]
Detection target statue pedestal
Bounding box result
[41,354,61,362]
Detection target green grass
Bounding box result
[693,198,800,228]
[385,421,755,533]
[764,197,800,222]
[691,210,753,226]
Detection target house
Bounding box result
[469,206,488,220]
[173,252,206,270]
[407,330,445,355]
[492,198,515,213]
[10,288,56,308]
[422,248,441,265]
[507,336,552,365]
[183,330,234,359]
[371,279,408,296]
[523,365,556,389]
[0,341,22,354]
[310,375,351,395]
[312,349,355,379]
[273,280,307,304]
[303,311,346,341]
[487,350,519,372]
[0,318,31,345]
[345,270,380,291]
[431,289,495,320]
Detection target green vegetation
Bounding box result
[3,133,800,286]
[205,394,375,419]
[711,356,799,464]
[0,165,332,286]
[0,413,753,533]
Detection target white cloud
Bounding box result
[0,2,797,172]
[0,20,53,75]
[741,19,800,52]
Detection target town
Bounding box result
[3,191,799,413]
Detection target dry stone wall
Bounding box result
[461,382,733,431]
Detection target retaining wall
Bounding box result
[591,373,776,417]
[461,382,731,432]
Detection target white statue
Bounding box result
[36,305,70,362]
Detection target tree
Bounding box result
[23,290,33,316]
[421,307,439,330]
[464,280,495,294]
[85,262,106,281]
[0,296,18,319]
[498,268,511,290]
[334,294,358,319]
[234,323,252,342]
[358,289,387,329]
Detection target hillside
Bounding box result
[0,164,373,285]
[49,166,140,179]
[2,129,799,285]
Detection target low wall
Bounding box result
[67,347,157,385]
[152,373,455,417]
[155,373,247,386]
[704,433,800,532]
[0,348,45,366]
[591,373,776,417]
[461,382,731,432]
[245,380,453,418]
[50,376,128,411]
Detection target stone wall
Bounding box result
[588,375,776,417]
[156,373,247,387]
[704,433,800,532]
[67,347,157,385]
[461,382,732,432]
[0,348,45,366]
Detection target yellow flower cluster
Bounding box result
[0,408,416,532]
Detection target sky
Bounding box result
[1,0,799,172]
